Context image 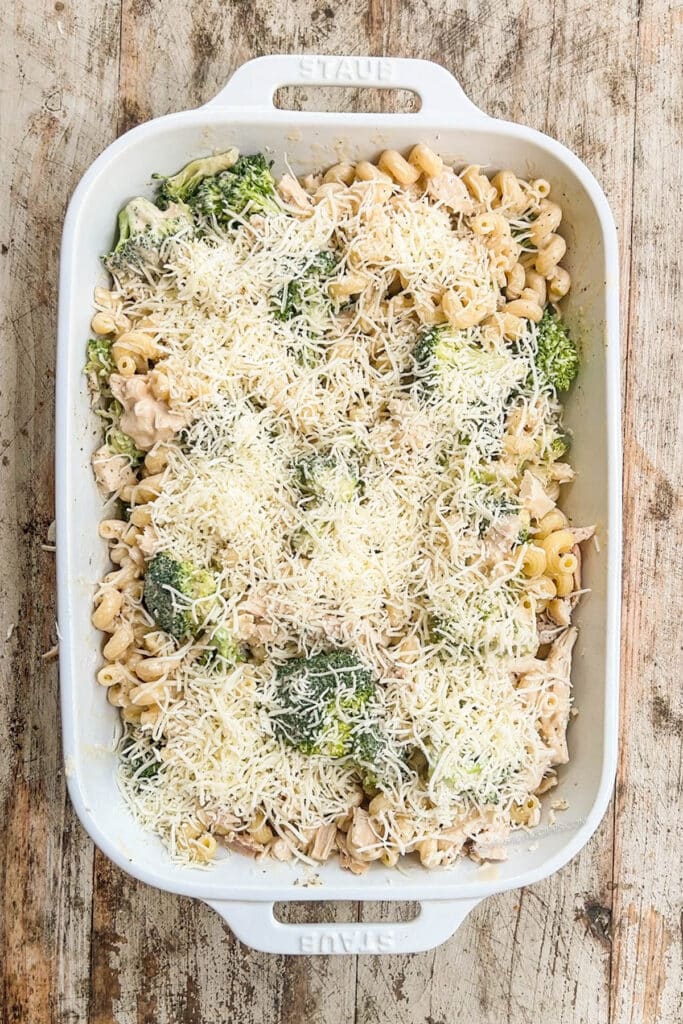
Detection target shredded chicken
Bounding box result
[469,825,510,862]
[92,446,136,494]
[137,524,160,558]
[426,169,474,213]
[277,173,313,212]
[308,823,337,862]
[571,525,596,544]
[270,837,294,861]
[197,807,240,836]
[549,461,575,483]
[486,513,524,562]
[346,807,383,863]
[110,373,188,451]
[519,469,555,520]
[336,830,370,874]
[226,834,267,858]
[521,628,577,764]
[548,597,571,627]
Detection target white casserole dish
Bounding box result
[57,54,621,955]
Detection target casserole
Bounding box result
[57,54,621,955]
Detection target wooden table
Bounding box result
[2,2,681,1021]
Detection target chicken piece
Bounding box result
[110,373,188,451]
[515,628,578,765]
[485,513,524,562]
[227,834,267,858]
[519,469,555,520]
[549,461,575,483]
[571,525,596,544]
[336,830,370,875]
[270,838,294,861]
[548,597,572,627]
[537,628,577,764]
[277,174,312,212]
[137,524,160,558]
[469,828,509,863]
[426,169,474,213]
[346,808,383,863]
[196,807,240,836]
[308,823,337,862]
[92,446,137,494]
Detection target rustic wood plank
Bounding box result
[0,2,121,1023]
[91,869,358,1024]
[611,1,683,1021]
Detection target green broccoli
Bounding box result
[272,251,337,323]
[190,153,282,225]
[103,197,192,275]
[85,337,114,379]
[121,733,164,784]
[106,427,144,465]
[153,149,239,207]
[272,651,376,757]
[352,729,386,791]
[200,626,244,669]
[290,526,318,558]
[411,324,510,403]
[429,580,536,662]
[294,453,360,504]
[535,309,579,392]
[549,431,570,460]
[143,552,216,642]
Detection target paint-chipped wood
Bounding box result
[1,2,121,1022]
[611,1,683,1022]
[1,1,681,1022]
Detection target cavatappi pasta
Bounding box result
[86,145,593,872]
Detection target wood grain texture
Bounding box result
[612,2,683,1022]
[1,1,681,1022]
[0,2,120,1023]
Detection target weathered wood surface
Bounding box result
[1,1,681,1021]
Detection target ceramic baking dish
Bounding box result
[56,54,621,955]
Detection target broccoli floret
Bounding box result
[294,453,360,504]
[290,526,317,558]
[85,337,114,379]
[535,309,579,392]
[106,427,144,465]
[352,729,385,791]
[121,733,164,784]
[272,251,337,324]
[143,552,215,642]
[103,197,192,275]
[272,651,376,757]
[548,431,571,460]
[200,626,244,670]
[153,149,239,207]
[191,154,281,224]
[411,324,510,403]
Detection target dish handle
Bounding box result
[205,897,482,955]
[203,54,486,120]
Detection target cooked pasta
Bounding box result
[86,145,591,872]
